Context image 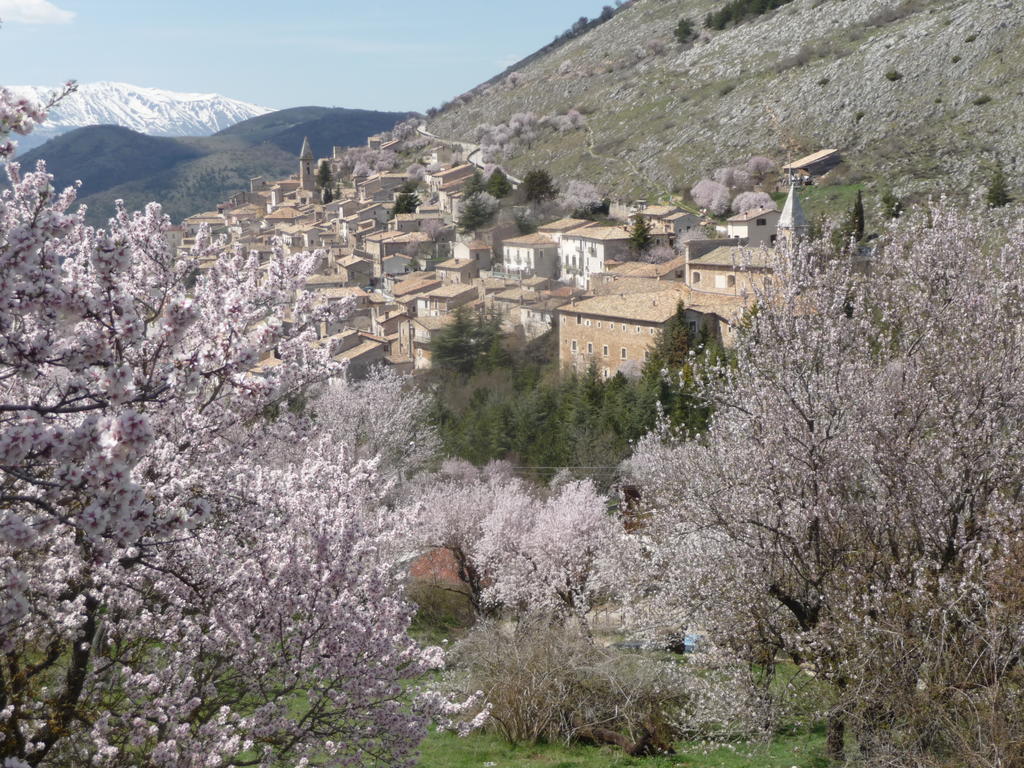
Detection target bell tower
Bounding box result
[777,181,808,248]
[299,136,315,191]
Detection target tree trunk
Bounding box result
[827,713,845,764]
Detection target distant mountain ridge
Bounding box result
[8,82,271,151]
[15,106,411,225]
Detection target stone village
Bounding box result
[172,130,831,379]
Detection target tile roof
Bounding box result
[393,278,442,297]
[425,284,477,299]
[502,232,558,247]
[782,148,839,171]
[688,245,775,268]
[538,217,597,233]
[727,206,779,223]
[414,315,455,331]
[265,207,302,220]
[563,225,632,241]
[436,257,477,269]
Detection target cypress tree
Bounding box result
[628,214,653,255]
[987,167,1011,208]
[851,189,865,242]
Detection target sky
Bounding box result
[0,0,610,112]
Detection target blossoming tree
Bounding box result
[0,89,443,767]
[627,199,1024,764]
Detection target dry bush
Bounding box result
[444,619,769,754]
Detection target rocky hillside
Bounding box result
[427,0,1023,205]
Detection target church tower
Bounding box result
[777,181,808,248]
[298,136,315,191]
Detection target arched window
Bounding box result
[692,271,701,284]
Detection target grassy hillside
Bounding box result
[14,106,411,225]
[427,0,1024,209]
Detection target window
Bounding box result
[597,321,602,328]
[756,218,767,226]
[587,342,593,354]
[620,347,627,360]
[571,339,578,352]
[622,323,628,331]
[727,275,736,288]
[649,327,655,335]
[576,314,582,325]
[765,276,773,288]
[602,367,610,378]
[602,345,609,357]
[692,271,701,284]
[561,316,566,324]
[688,321,698,334]
[644,350,651,361]
[585,319,591,327]
[636,325,641,334]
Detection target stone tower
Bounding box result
[298,136,315,191]
[777,181,808,248]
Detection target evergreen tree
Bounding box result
[393,191,421,215]
[463,170,486,198]
[880,189,903,219]
[316,161,333,191]
[628,214,653,255]
[851,189,865,242]
[642,302,693,375]
[987,167,1011,208]
[430,307,506,377]
[486,168,513,199]
[316,162,334,204]
[521,169,558,203]
[674,17,695,43]
[458,193,498,234]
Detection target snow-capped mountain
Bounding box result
[8,82,271,151]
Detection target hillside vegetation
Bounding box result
[427,0,1023,204]
[16,106,409,225]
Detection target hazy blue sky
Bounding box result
[0,0,609,111]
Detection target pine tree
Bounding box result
[987,167,1011,208]
[463,170,486,198]
[674,17,695,43]
[486,168,513,199]
[393,191,421,215]
[521,169,558,203]
[642,302,693,375]
[457,193,498,234]
[880,189,903,219]
[628,214,653,255]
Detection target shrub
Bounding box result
[973,94,992,106]
[965,32,977,42]
[818,76,830,86]
[884,69,903,81]
[674,16,695,43]
[705,0,795,31]
[443,621,765,752]
[855,109,866,121]
[951,55,961,63]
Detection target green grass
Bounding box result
[417,727,828,768]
